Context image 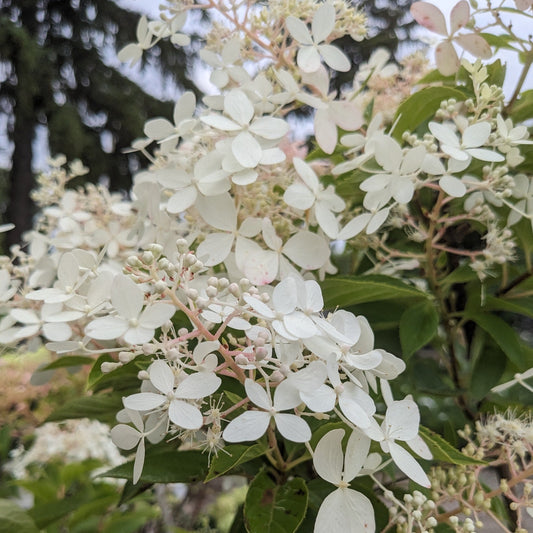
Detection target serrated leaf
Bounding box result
[468,313,526,369]
[205,442,269,481]
[244,471,308,533]
[322,275,428,309]
[418,426,486,466]
[42,355,94,370]
[392,87,466,140]
[400,300,439,359]
[101,449,208,484]
[46,394,123,423]
[0,500,39,533]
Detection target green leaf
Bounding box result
[470,343,507,400]
[321,275,428,309]
[41,355,95,370]
[399,300,439,359]
[88,354,144,393]
[440,265,478,287]
[484,295,533,320]
[480,33,518,52]
[418,426,485,466]
[46,393,123,423]
[29,497,86,529]
[392,87,467,139]
[205,442,269,481]
[244,471,308,533]
[0,500,39,533]
[510,89,533,122]
[101,449,208,484]
[468,313,526,369]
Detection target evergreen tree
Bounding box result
[0,0,197,247]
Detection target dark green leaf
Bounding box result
[0,500,39,533]
[419,426,485,466]
[484,295,533,320]
[509,89,533,122]
[470,343,507,400]
[88,354,145,393]
[399,300,439,359]
[244,471,308,533]
[42,356,94,370]
[392,87,467,139]
[321,275,427,309]
[205,442,269,481]
[468,313,526,369]
[46,394,123,423]
[29,497,87,529]
[101,449,208,484]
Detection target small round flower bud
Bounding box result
[196,297,209,309]
[149,243,164,258]
[217,278,229,290]
[255,347,268,360]
[127,255,142,267]
[239,278,251,290]
[154,280,167,293]
[161,321,172,334]
[119,351,135,363]
[228,283,240,296]
[178,327,188,336]
[176,238,188,253]
[270,370,284,382]
[142,343,156,355]
[137,370,150,380]
[185,288,198,300]
[183,254,197,267]
[167,348,180,361]
[190,260,204,273]
[235,354,250,365]
[142,251,154,265]
[206,286,218,298]
[208,276,219,287]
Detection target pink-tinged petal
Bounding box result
[384,400,420,441]
[133,438,145,484]
[168,399,203,429]
[286,16,313,45]
[177,372,221,399]
[111,275,143,319]
[450,1,470,34]
[111,424,141,450]
[223,410,271,442]
[297,46,322,73]
[244,378,272,410]
[313,428,344,484]
[275,413,311,442]
[315,108,337,154]
[243,249,279,285]
[273,380,302,411]
[86,316,128,340]
[312,3,335,43]
[318,44,351,72]
[231,131,262,168]
[454,33,492,59]
[149,360,174,394]
[439,175,466,197]
[283,231,330,269]
[343,430,371,482]
[123,392,166,411]
[435,41,460,76]
[410,2,448,36]
[388,440,431,487]
[315,488,375,532]
[224,89,254,126]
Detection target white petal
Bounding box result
[249,117,289,140]
[124,326,155,345]
[174,91,195,124]
[244,378,272,410]
[312,3,335,42]
[259,148,286,165]
[123,392,165,411]
[385,400,420,441]
[339,395,371,429]
[467,148,504,162]
[429,122,459,147]
[197,232,234,266]
[231,131,262,168]
[286,16,313,45]
[337,213,371,240]
[301,384,336,412]
[243,294,276,319]
[366,208,390,234]
[144,118,174,140]
[149,360,174,394]
[284,311,319,338]
[273,380,302,411]
[313,428,344,484]
[328,101,363,131]
[318,44,351,72]
[388,440,431,487]
[168,399,203,429]
[58,252,79,287]
[243,250,279,285]
[176,372,221,399]
[407,435,433,460]
[133,438,145,484]
[314,488,375,533]
[315,108,337,154]
[439,175,466,197]
[140,303,175,329]
[275,413,311,442]
[112,275,143,320]
[298,45,322,73]
[463,122,491,148]
[196,192,236,231]
[86,316,128,340]
[223,410,271,442]
[201,114,241,131]
[224,89,254,126]
[42,322,72,342]
[343,430,371,482]
[284,183,315,210]
[167,186,197,213]
[283,231,330,269]
[111,424,141,450]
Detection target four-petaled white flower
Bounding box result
[223,378,311,443]
[286,3,350,73]
[313,428,375,532]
